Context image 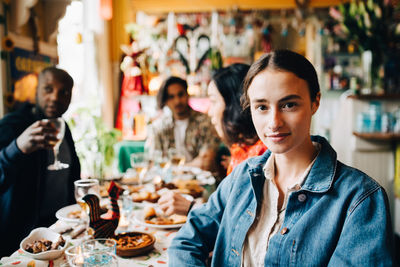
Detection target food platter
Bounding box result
[20,228,68,260]
[132,211,186,229]
[55,204,82,224]
[114,232,155,257]
[55,199,110,224]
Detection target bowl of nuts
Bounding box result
[20,227,68,260]
[113,232,155,257]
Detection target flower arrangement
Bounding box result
[329,0,400,92]
[67,107,121,179]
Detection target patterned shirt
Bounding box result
[227,140,267,175]
[147,108,220,161]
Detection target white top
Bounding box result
[241,143,320,267]
[174,118,192,161]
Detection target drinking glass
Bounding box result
[168,148,186,178]
[82,238,118,267]
[130,152,149,184]
[168,148,186,167]
[65,245,85,267]
[153,150,170,172]
[47,118,69,170]
[74,179,100,235]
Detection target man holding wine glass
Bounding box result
[0,67,80,257]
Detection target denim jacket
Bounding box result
[169,136,395,266]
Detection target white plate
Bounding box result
[56,199,110,224]
[132,211,186,229]
[56,204,82,224]
[20,227,68,260]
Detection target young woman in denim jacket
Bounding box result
[168,50,395,266]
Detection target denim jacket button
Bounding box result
[298,193,307,202]
[280,227,288,235]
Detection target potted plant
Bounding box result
[67,107,121,180]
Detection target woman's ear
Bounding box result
[311,92,321,115]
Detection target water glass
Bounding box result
[82,238,118,267]
[65,245,85,267]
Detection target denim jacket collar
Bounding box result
[247,135,336,195]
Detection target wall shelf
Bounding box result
[353,131,400,141]
[348,94,400,101]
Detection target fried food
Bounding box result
[114,233,153,249]
[173,179,204,198]
[24,236,65,254]
[143,207,187,225]
[131,191,160,203]
[67,209,82,219]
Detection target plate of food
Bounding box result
[132,207,187,229]
[56,199,109,224]
[113,231,156,257]
[55,204,83,224]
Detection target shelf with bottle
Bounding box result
[347,94,400,101]
[353,100,400,142]
[352,132,400,142]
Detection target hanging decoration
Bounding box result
[1,35,14,52]
[261,23,272,53]
[100,0,113,21]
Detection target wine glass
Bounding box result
[130,152,149,184]
[168,148,186,178]
[154,150,170,172]
[47,118,69,170]
[168,148,186,167]
[74,179,100,236]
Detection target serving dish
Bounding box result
[20,227,68,260]
[132,210,186,229]
[113,232,155,257]
[55,203,83,224]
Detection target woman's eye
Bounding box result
[282,102,297,110]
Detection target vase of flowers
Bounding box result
[329,0,400,94]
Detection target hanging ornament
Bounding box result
[1,36,14,52]
[261,22,272,53]
[280,10,289,37]
[4,91,15,108]
[281,23,288,37]
[299,22,306,37]
[100,0,112,20]
[75,32,82,44]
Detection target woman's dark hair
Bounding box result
[212,63,258,146]
[157,76,188,109]
[241,49,320,110]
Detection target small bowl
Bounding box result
[114,232,155,257]
[20,227,68,260]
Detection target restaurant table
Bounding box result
[0,167,216,267]
[0,208,179,267]
[116,140,146,173]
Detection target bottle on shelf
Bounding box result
[133,101,147,139]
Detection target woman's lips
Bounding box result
[266,133,291,142]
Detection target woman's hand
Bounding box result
[158,190,192,216]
